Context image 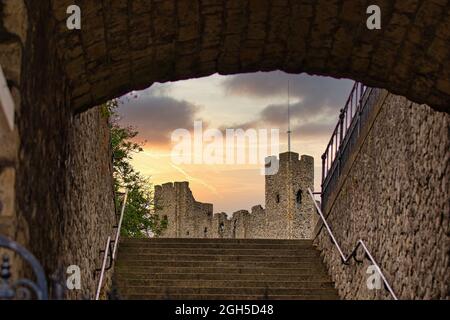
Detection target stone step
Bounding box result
[115,266,329,275]
[115,238,339,300]
[117,253,322,263]
[119,247,320,256]
[122,238,313,245]
[116,279,335,289]
[116,260,326,269]
[123,294,339,300]
[119,242,316,250]
[114,272,331,282]
[117,286,338,297]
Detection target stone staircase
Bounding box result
[114,238,339,300]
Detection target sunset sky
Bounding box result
[118,71,353,213]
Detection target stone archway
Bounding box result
[48,0,450,113]
[1,0,449,298]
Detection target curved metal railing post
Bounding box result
[0,235,49,300]
[307,188,398,300]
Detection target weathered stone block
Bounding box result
[3,0,28,42]
[0,167,15,218]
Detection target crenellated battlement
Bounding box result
[156,151,315,239]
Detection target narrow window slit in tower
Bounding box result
[296,190,303,208]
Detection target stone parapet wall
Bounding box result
[315,93,450,300]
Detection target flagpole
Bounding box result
[287,80,291,153]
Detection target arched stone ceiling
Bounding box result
[50,0,450,113]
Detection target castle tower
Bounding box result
[265,152,316,239]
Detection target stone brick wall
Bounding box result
[242,205,266,239]
[315,93,450,300]
[16,95,116,298]
[0,0,117,299]
[59,107,116,299]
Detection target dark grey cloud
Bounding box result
[257,100,339,138]
[118,93,200,146]
[221,71,354,139]
[259,101,333,125]
[221,112,337,140]
[222,71,352,101]
[223,72,293,97]
[117,72,354,145]
[293,121,337,139]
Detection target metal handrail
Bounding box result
[94,189,128,300]
[307,188,398,300]
[321,82,367,188]
[112,190,128,260]
[95,236,111,300]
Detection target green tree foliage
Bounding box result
[102,100,167,238]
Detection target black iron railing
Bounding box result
[0,235,49,300]
[321,82,383,209]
